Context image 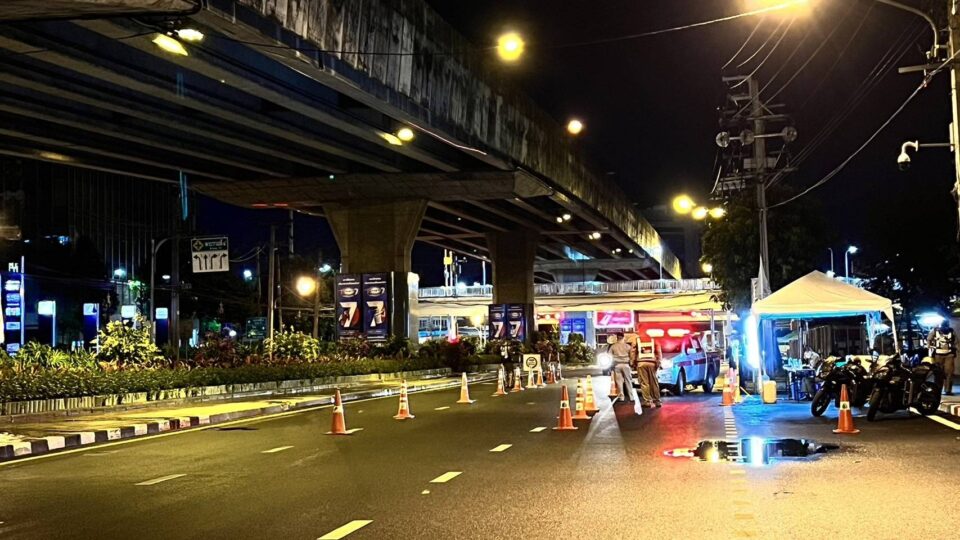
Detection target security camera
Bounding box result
[898,141,918,172]
[897,151,911,171]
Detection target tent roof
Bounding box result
[751,271,893,319]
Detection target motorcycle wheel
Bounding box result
[867,389,883,422]
[811,388,832,417]
[914,373,944,415]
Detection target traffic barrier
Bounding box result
[492,366,508,397]
[327,389,349,435]
[393,380,415,420]
[832,384,860,434]
[572,379,591,420]
[456,372,476,404]
[584,375,599,413]
[608,373,620,399]
[535,368,546,388]
[511,367,524,392]
[553,385,578,431]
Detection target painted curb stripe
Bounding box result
[430,471,462,483]
[317,520,373,540]
[135,473,186,486]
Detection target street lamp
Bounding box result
[396,127,415,142]
[113,268,126,279]
[672,194,695,214]
[152,34,189,56]
[845,245,858,281]
[566,119,584,136]
[295,276,318,297]
[242,269,254,281]
[827,247,835,275]
[691,207,709,220]
[496,32,525,62]
[708,207,726,219]
[319,263,332,274]
[701,262,714,275]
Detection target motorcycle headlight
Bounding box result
[597,352,613,369]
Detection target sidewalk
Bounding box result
[1,372,494,462]
[939,382,960,418]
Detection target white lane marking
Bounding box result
[911,408,960,430]
[430,471,462,483]
[421,490,430,495]
[135,473,187,486]
[317,520,373,539]
[261,446,294,454]
[529,427,547,433]
[434,406,450,411]
[489,444,512,453]
[343,428,364,434]
[0,378,495,468]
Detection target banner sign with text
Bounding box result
[488,304,507,340]
[2,264,24,353]
[506,304,527,342]
[335,274,363,341]
[362,273,391,342]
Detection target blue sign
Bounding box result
[488,304,507,340]
[362,273,391,342]
[506,304,527,342]
[2,265,24,354]
[82,303,100,351]
[572,318,587,335]
[335,274,363,341]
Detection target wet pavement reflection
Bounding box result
[665,438,839,466]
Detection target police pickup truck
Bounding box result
[656,332,721,395]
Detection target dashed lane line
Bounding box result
[430,471,462,483]
[489,444,512,453]
[261,446,294,454]
[317,520,373,540]
[529,427,548,433]
[135,473,187,486]
[434,406,451,411]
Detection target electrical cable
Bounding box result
[767,44,960,209]
[730,18,795,89]
[721,16,767,70]
[736,18,786,69]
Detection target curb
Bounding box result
[0,373,494,463]
[939,401,960,420]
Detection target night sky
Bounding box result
[207,0,958,285]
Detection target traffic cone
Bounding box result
[393,380,415,420]
[572,379,591,420]
[733,370,742,403]
[546,365,557,384]
[456,372,475,404]
[833,384,860,434]
[584,375,599,413]
[327,389,349,435]
[720,368,735,406]
[511,366,524,392]
[552,385,578,431]
[535,368,546,388]
[608,372,620,398]
[492,366,508,397]
[527,369,535,389]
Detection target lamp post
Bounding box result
[845,245,858,281]
[149,236,175,329]
[827,247,834,275]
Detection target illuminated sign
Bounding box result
[155,308,169,320]
[37,301,56,316]
[120,305,137,319]
[594,311,634,328]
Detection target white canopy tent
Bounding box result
[750,270,898,357]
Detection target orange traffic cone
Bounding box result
[553,385,578,431]
[492,366,508,397]
[511,367,524,392]
[457,372,475,404]
[584,375,599,413]
[393,380,415,420]
[535,368,546,388]
[608,372,620,398]
[733,369,742,403]
[572,379,591,420]
[833,384,860,434]
[720,368,735,406]
[527,369,535,389]
[327,389,349,435]
[546,365,557,385]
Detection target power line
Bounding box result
[731,18,795,89]
[736,18,786,69]
[768,44,959,209]
[722,16,766,69]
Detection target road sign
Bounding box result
[522,353,541,372]
[191,236,229,273]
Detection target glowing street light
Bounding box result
[496,32,525,62]
[845,245,858,281]
[709,207,726,219]
[242,269,254,281]
[396,127,415,142]
[672,195,695,214]
[176,28,204,42]
[295,276,317,297]
[566,119,584,136]
[745,0,813,17]
[152,34,189,56]
[702,262,714,274]
[113,268,127,279]
[691,207,709,220]
[319,263,332,274]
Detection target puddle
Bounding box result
[665,438,838,466]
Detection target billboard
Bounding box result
[488,304,507,340]
[362,273,391,342]
[2,262,24,354]
[335,274,363,341]
[595,310,634,329]
[506,304,527,342]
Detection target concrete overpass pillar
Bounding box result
[487,228,539,343]
[324,199,427,340]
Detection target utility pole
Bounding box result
[748,77,771,295]
[312,249,323,339]
[949,3,960,232]
[170,233,180,361]
[267,226,276,348]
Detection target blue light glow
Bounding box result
[745,313,761,369]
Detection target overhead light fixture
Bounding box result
[153,34,189,56]
[562,213,572,221]
[566,119,584,136]
[672,195,695,214]
[380,132,404,146]
[396,127,415,142]
[692,207,709,220]
[496,32,525,62]
[709,207,726,219]
[176,28,205,42]
[556,216,564,223]
[37,151,72,162]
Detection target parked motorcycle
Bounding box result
[866,354,943,421]
[811,356,873,417]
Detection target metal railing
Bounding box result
[418,279,717,299]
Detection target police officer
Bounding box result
[927,320,956,396]
[610,332,636,402]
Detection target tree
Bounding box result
[701,187,828,311]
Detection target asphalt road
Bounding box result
[2,372,959,540]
